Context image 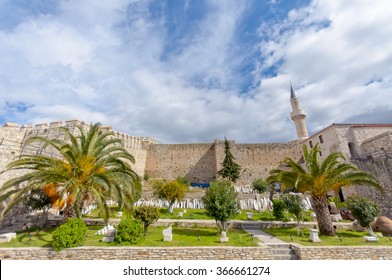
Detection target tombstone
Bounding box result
[95,224,115,235]
[246,212,254,219]
[178,212,183,217]
[364,236,378,242]
[0,232,17,243]
[220,231,229,243]
[308,228,321,242]
[331,213,342,222]
[183,209,187,213]
[116,212,123,218]
[328,202,340,214]
[102,229,116,242]
[163,226,172,242]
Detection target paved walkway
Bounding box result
[241,227,287,244]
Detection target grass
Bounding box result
[0,225,257,248]
[263,227,392,246]
[83,207,279,221]
[158,208,280,221]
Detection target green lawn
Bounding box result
[83,207,279,221]
[159,208,279,221]
[0,225,257,248]
[263,227,392,246]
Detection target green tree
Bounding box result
[0,123,139,224]
[282,194,306,235]
[152,179,188,213]
[346,195,380,236]
[203,180,239,232]
[133,206,160,237]
[252,178,268,194]
[272,199,286,221]
[23,189,52,228]
[217,138,241,183]
[268,144,382,236]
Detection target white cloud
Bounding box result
[257,0,392,135]
[0,0,392,144]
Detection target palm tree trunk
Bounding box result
[62,203,76,223]
[311,195,336,236]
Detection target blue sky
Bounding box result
[1,0,392,143]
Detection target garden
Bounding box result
[0,123,391,258]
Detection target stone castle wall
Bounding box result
[351,155,392,218]
[145,143,217,183]
[0,121,154,186]
[145,140,302,185]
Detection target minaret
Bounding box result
[290,84,309,141]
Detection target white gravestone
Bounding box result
[102,229,116,242]
[163,226,172,242]
[0,232,17,243]
[95,225,115,235]
[309,228,321,242]
[364,236,378,242]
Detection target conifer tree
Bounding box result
[217,138,241,183]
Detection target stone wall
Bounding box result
[361,132,392,154]
[145,143,216,183]
[351,156,392,218]
[1,245,391,260]
[0,246,273,260]
[292,244,392,260]
[145,140,302,185]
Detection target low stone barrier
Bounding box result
[292,244,392,260]
[0,246,273,260]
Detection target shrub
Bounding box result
[133,206,160,237]
[272,199,286,221]
[52,218,88,252]
[346,195,380,236]
[176,176,190,186]
[115,217,144,245]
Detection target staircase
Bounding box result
[267,243,298,260]
[241,222,299,260]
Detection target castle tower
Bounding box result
[290,84,309,141]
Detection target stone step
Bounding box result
[267,243,292,248]
[267,243,299,260]
[274,254,299,260]
[271,248,292,254]
[241,224,261,229]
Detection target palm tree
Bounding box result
[0,123,140,224]
[268,144,382,236]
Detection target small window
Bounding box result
[319,135,324,144]
[309,140,313,148]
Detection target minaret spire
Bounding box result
[289,84,309,141]
[290,82,296,99]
